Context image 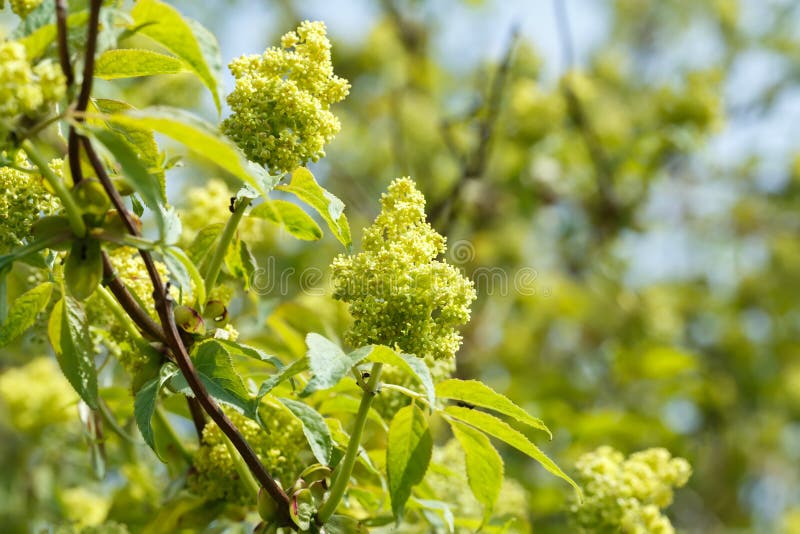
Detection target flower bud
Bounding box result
[64,239,103,300]
[173,305,205,334]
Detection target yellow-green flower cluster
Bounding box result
[9,0,43,18]
[0,152,61,251]
[569,446,692,534]
[221,20,350,174]
[0,41,65,141]
[86,247,169,374]
[374,355,455,419]
[0,357,77,434]
[189,409,306,505]
[331,178,476,360]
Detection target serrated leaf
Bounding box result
[257,357,309,398]
[449,418,503,522]
[325,515,369,534]
[436,379,551,438]
[249,199,323,241]
[48,297,98,409]
[91,128,167,237]
[368,346,435,407]
[444,406,580,498]
[387,403,432,519]
[105,107,277,196]
[20,10,88,59]
[92,98,166,202]
[276,168,351,249]
[412,499,455,534]
[279,397,332,465]
[0,282,53,346]
[160,245,204,306]
[211,339,283,369]
[170,340,255,417]
[188,223,223,267]
[134,364,179,457]
[131,0,222,111]
[301,334,372,396]
[95,48,187,79]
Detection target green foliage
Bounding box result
[0,281,52,346]
[387,403,433,519]
[7,0,788,531]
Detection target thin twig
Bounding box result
[430,26,520,228]
[54,0,74,87]
[101,253,166,342]
[553,0,617,211]
[68,0,102,185]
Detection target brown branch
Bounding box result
[430,26,519,228]
[187,396,208,437]
[68,0,102,185]
[101,253,166,342]
[54,0,74,87]
[81,124,293,527]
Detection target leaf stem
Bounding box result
[317,362,384,523]
[223,432,260,499]
[203,198,249,294]
[95,285,143,340]
[20,140,86,237]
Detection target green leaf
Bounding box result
[95,49,187,79]
[130,0,222,111]
[249,199,323,241]
[368,346,435,407]
[211,339,283,369]
[436,379,551,438]
[105,107,277,197]
[325,515,369,534]
[91,128,167,237]
[257,357,309,398]
[20,11,89,59]
[134,364,179,457]
[301,334,372,396]
[411,499,455,534]
[92,98,166,202]
[443,406,580,498]
[188,223,223,267]
[0,282,53,347]
[48,297,98,409]
[170,340,255,417]
[278,397,332,465]
[160,246,205,307]
[276,168,351,249]
[387,403,432,519]
[448,418,504,522]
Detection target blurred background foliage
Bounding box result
[2,0,800,532]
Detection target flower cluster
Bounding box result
[0,357,77,434]
[221,20,350,174]
[0,41,65,143]
[569,446,692,533]
[189,409,306,505]
[0,152,61,251]
[9,0,43,18]
[331,178,476,360]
